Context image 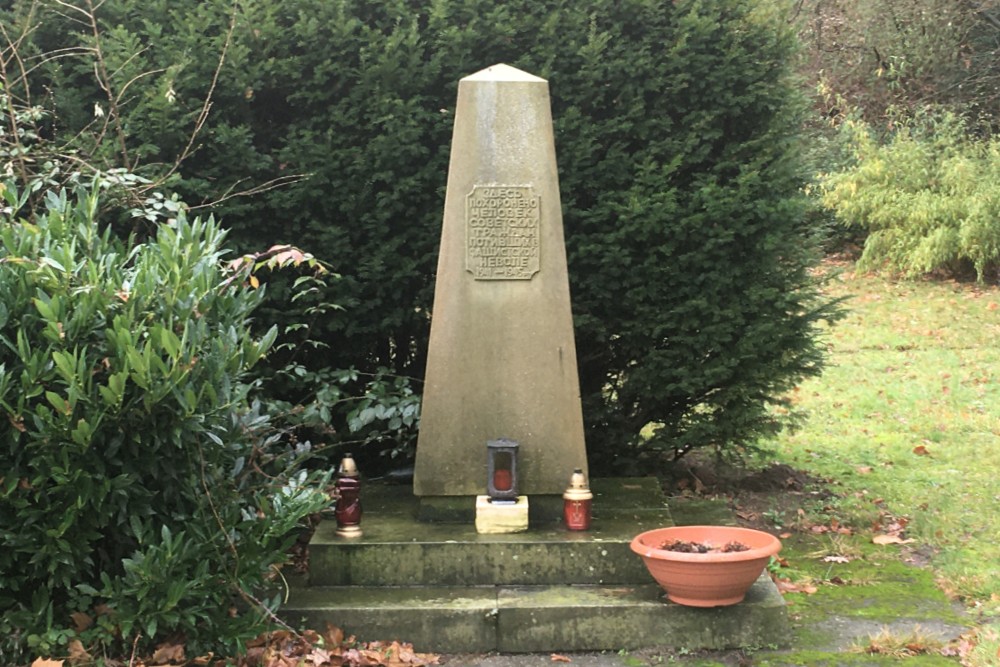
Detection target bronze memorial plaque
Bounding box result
[465,185,540,280]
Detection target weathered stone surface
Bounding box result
[287,479,790,652]
[414,64,587,497]
[307,513,664,587]
[283,586,499,653]
[308,479,672,587]
[475,495,529,534]
[283,578,788,654]
[497,576,788,652]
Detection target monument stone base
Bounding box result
[284,478,790,653]
[418,495,562,524]
[475,495,529,534]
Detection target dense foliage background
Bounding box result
[1,0,839,468]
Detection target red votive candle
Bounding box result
[493,468,513,492]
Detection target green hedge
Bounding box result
[3,0,838,463]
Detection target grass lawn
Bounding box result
[759,260,1000,664]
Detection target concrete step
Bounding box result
[293,479,789,652]
[309,478,674,587]
[309,510,672,586]
[281,576,788,653]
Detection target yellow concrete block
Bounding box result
[475,495,529,534]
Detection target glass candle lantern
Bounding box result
[334,453,363,537]
[486,439,519,504]
[562,468,593,531]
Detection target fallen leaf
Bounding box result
[324,623,345,648]
[773,577,818,595]
[150,642,185,665]
[69,612,92,632]
[822,555,851,563]
[550,654,572,663]
[873,534,915,545]
[855,466,873,475]
[912,445,930,456]
[31,659,64,667]
[305,647,332,665]
[67,640,91,665]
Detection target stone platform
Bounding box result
[282,478,788,653]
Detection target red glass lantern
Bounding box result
[563,468,592,531]
[334,453,362,538]
[486,439,519,504]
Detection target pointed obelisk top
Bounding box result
[462,63,547,83]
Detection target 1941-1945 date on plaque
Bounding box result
[465,185,540,280]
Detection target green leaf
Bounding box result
[45,391,69,414]
[39,256,66,272]
[159,327,182,359]
[33,297,57,322]
[51,350,76,384]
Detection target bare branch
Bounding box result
[82,0,133,170]
[50,0,93,20]
[187,173,312,210]
[0,11,39,106]
[114,67,166,105]
[156,0,240,184]
[107,46,150,82]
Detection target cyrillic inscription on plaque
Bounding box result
[466,185,540,280]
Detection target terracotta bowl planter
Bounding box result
[630,525,781,607]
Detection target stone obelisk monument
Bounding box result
[414,64,587,501]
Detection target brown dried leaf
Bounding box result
[773,577,818,595]
[150,642,185,665]
[305,648,333,666]
[67,640,91,665]
[912,445,930,456]
[360,648,386,664]
[69,612,93,632]
[324,623,345,649]
[873,534,916,545]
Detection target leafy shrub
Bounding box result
[0,184,328,662]
[821,113,1000,281]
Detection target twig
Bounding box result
[154,0,240,187]
[197,441,240,569]
[188,173,311,210]
[127,632,141,667]
[65,0,132,170]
